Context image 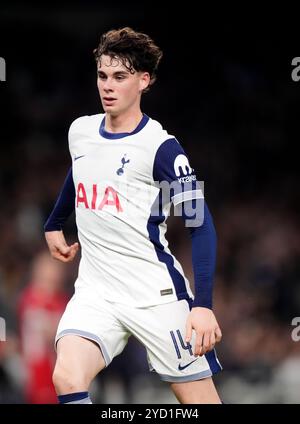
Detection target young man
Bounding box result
[44,27,223,404]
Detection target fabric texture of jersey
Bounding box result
[69,113,203,307]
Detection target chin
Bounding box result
[105,108,121,117]
[103,105,116,112]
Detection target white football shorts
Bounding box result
[55,279,222,382]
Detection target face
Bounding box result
[97,54,150,116]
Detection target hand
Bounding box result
[45,230,79,263]
[185,307,222,356]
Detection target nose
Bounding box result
[103,77,114,92]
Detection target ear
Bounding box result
[139,72,150,91]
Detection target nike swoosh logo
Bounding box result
[178,358,198,371]
[74,155,85,161]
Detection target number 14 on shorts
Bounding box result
[170,329,193,359]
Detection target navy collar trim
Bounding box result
[99,113,149,139]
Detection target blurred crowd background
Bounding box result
[0,4,300,403]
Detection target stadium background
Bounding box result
[0,3,299,403]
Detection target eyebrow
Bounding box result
[97,70,129,76]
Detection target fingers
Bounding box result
[195,328,221,356]
[194,331,204,356]
[59,244,71,255]
[52,251,71,262]
[45,231,80,263]
[200,331,211,356]
[185,318,192,343]
[52,242,79,263]
[215,327,222,342]
[71,242,79,252]
[210,330,216,350]
[68,242,79,260]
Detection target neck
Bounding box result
[105,109,143,133]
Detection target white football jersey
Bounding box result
[69,113,202,307]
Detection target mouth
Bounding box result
[103,97,117,105]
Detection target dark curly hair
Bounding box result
[93,27,163,91]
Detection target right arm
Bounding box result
[44,167,79,262]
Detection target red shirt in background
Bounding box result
[18,284,68,404]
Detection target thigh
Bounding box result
[117,299,222,382]
[56,282,130,367]
[55,335,105,382]
[170,376,221,404]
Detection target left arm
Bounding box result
[153,137,222,356]
[180,199,222,356]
